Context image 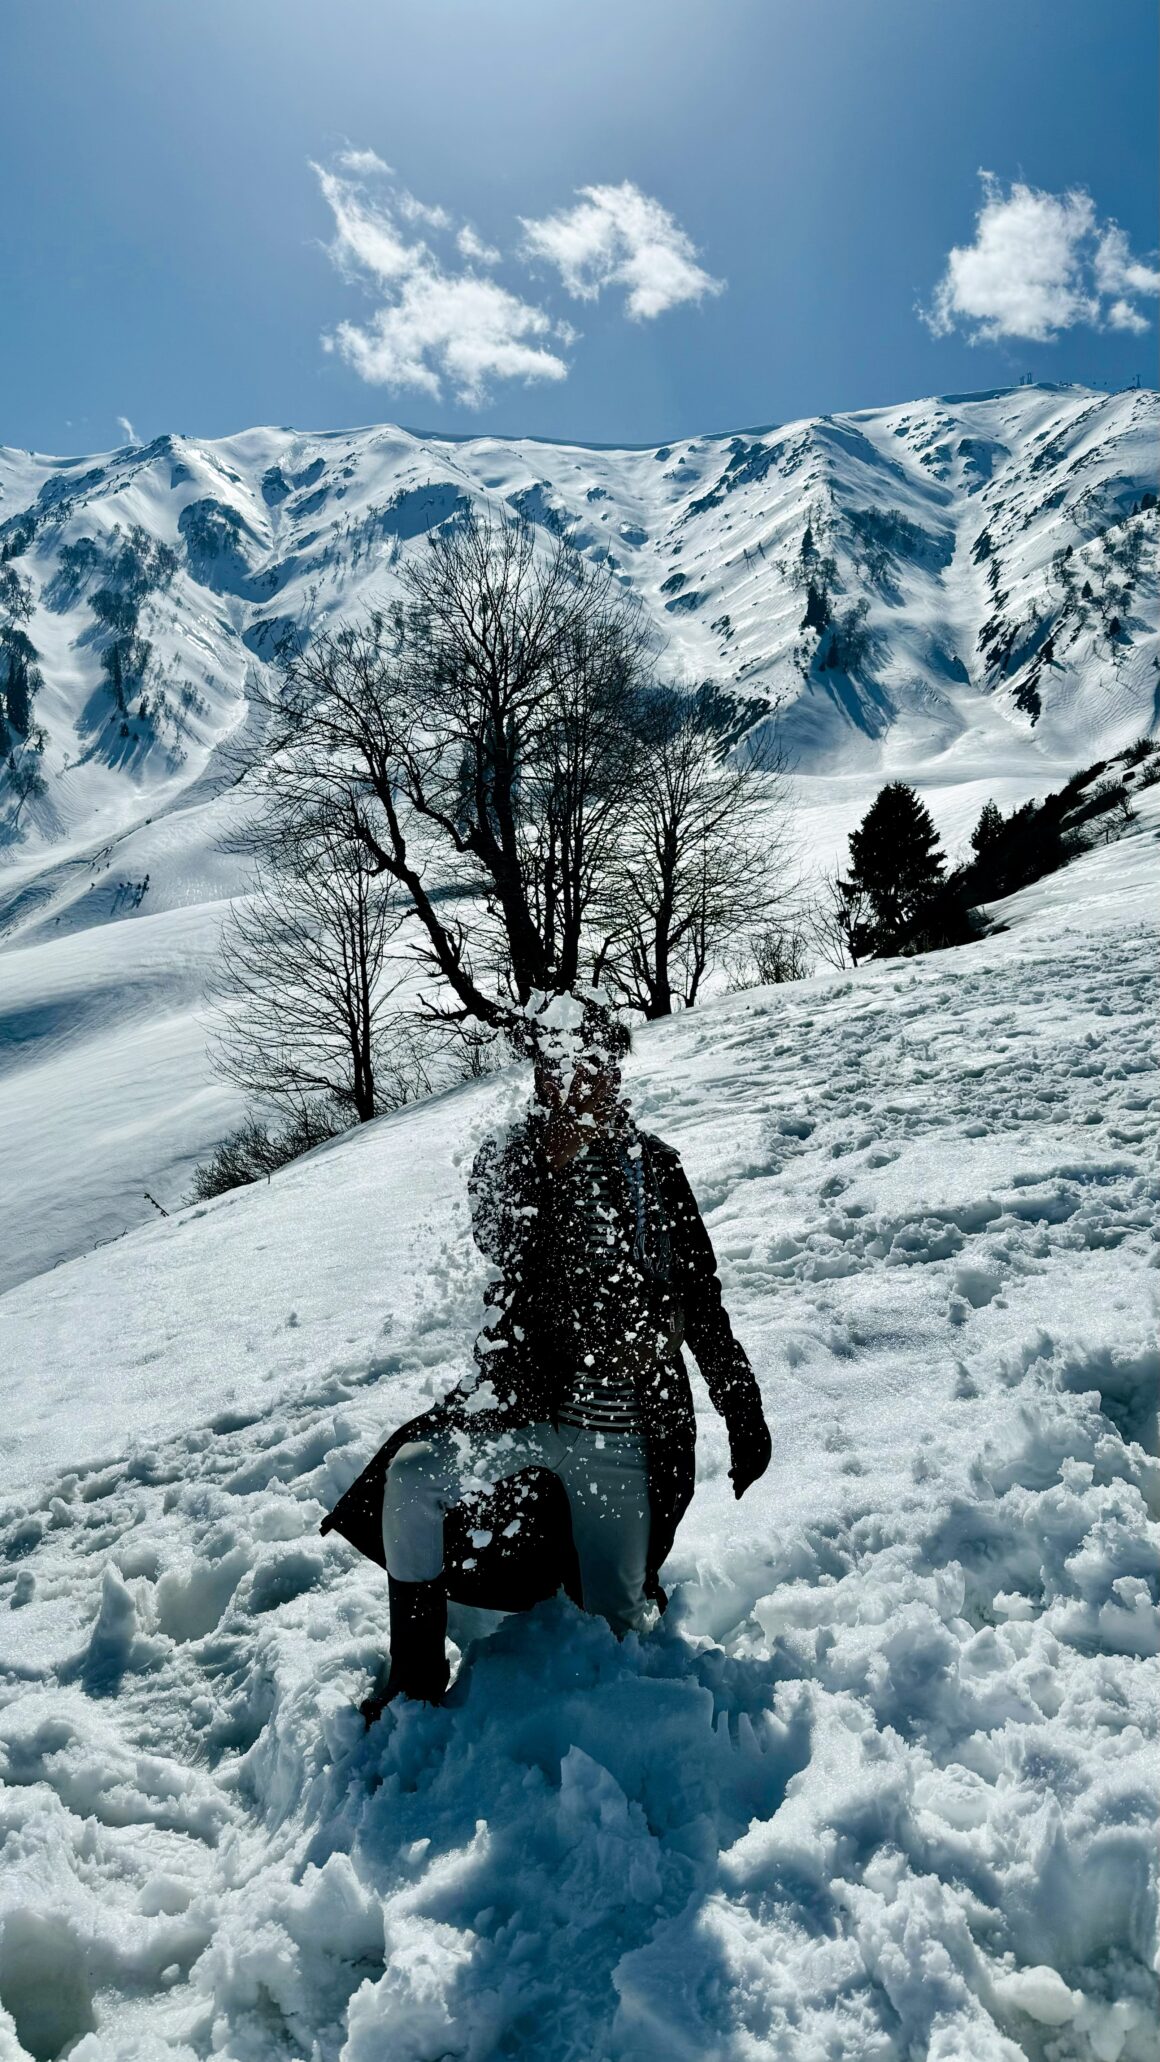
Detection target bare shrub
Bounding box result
[188,1105,342,1202]
[807,870,872,969]
[725,917,811,992]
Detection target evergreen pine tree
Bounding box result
[2,630,41,735]
[970,799,1004,857]
[846,782,946,949]
[801,579,830,633]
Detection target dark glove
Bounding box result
[728,1403,772,1500]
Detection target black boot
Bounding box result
[361,1576,449,1727]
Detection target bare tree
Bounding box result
[252,513,651,1028]
[594,688,786,1017]
[807,869,871,970]
[725,918,811,990]
[213,791,420,1123]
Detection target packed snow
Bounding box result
[0,792,1156,2060]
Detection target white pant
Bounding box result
[381,1420,651,1634]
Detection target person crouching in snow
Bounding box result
[323,995,772,1720]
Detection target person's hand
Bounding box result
[728,1411,772,1500]
[539,1068,590,1169]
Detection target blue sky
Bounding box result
[2,1,1156,453]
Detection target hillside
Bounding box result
[0,383,1156,1291]
[0,802,1156,2060]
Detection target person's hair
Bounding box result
[578,997,632,1064]
[524,991,632,1079]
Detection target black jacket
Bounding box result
[322,1118,767,1606]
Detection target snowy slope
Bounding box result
[0,382,1156,1291]
[0,804,1156,2060]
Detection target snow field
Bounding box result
[0,810,1157,2059]
[0,896,249,1296]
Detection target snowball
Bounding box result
[992,1965,1081,2026]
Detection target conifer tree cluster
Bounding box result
[790,517,872,677]
[0,557,47,818]
[829,751,1147,969]
[0,562,42,750]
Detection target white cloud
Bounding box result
[326,275,569,404]
[922,173,1159,344]
[336,148,392,178]
[116,415,138,444]
[457,223,501,267]
[397,191,452,232]
[520,182,723,320]
[1093,226,1160,334]
[313,156,569,406]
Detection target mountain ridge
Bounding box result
[2,377,1124,461]
[1,380,1156,877]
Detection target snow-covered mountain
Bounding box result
[2,383,1157,868]
[0,383,1156,1290]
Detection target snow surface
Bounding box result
[0,801,1157,2060]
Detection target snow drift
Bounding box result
[0,800,1156,2060]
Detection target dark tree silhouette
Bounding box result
[970,799,1004,858]
[801,580,831,633]
[845,783,945,950]
[2,628,43,734]
[6,749,48,827]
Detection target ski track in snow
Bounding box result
[0,822,1157,2061]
